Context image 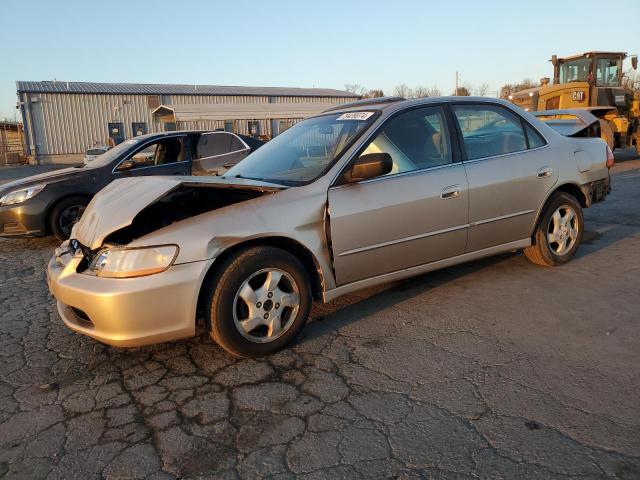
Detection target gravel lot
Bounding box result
[1,161,639,479]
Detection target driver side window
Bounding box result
[358,106,452,177]
[126,138,184,169]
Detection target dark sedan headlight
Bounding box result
[0,184,46,206]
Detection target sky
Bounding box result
[1,0,639,120]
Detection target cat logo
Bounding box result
[571,91,585,102]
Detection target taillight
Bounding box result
[606,146,615,169]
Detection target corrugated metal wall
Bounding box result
[22,92,352,159]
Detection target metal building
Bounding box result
[16,81,358,164]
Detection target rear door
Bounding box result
[191,132,251,176]
[328,105,469,286]
[451,103,557,252]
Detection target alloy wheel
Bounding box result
[547,205,578,255]
[232,268,300,343]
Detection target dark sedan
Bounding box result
[0,130,264,240]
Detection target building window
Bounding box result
[164,122,177,132]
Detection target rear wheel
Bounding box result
[205,246,312,357]
[524,192,583,267]
[49,196,88,241]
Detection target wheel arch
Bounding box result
[195,235,326,323]
[44,192,93,234]
[530,183,587,238]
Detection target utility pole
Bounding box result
[455,71,459,96]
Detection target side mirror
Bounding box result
[116,159,136,172]
[346,152,393,182]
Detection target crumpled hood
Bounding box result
[72,175,283,250]
[0,167,82,194]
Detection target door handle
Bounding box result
[537,167,552,178]
[440,185,460,199]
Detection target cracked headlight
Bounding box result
[89,245,178,278]
[0,184,46,206]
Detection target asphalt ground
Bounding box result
[0,155,639,479]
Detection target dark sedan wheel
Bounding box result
[50,196,88,241]
[204,246,312,357]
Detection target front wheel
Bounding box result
[49,196,88,241]
[524,192,583,267]
[205,246,312,357]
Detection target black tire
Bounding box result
[204,246,312,357]
[524,192,583,267]
[49,196,88,241]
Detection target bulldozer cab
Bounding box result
[509,51,639,152]
[552,52,627,88]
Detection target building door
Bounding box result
[29,98,47,158]
[108,122,125,146]
[132,122,147,137]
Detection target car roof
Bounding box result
[328,96,513,112]
[324,96,516,116]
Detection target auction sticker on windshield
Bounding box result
[336,112,375,121]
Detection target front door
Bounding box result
[451,103,558,252]
[113,136,191,178]
[328,105,469,286]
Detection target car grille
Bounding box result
[71,240,96,273]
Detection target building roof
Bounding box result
[16,80,359,98]
[152,102,340,122]
[0,121,21,131]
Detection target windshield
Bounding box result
[223,112,377,185]
[83,139,141,169]
[559,58,591,83]
[596,57,622,86]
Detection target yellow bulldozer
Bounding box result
[509,51,639,152]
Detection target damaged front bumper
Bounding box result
[47,242,213,347]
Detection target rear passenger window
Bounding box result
[196,133,234,159]
[453,105,527,160]
[358,106,452,176]
[525,123,546,149]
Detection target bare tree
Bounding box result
[623,69,639,92]
[344,83,367,96]
[412,85,441,98]
[476,83,490,97]
[393,84,413,98]
[426,86,442,97]
[499,78,537,99]
[364,89,385,98]
[412,86,429,98]
[453,86,471,96]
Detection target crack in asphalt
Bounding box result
[1,168,640,478]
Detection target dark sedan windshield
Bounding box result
[83,139,142,169]
[224,112,377,185]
